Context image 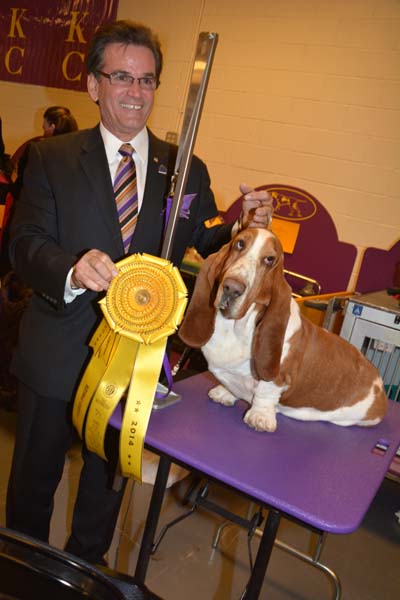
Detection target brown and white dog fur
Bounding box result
[178,227,388,432]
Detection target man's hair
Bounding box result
[86,20,163,81]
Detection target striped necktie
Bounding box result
[114,143,138,253]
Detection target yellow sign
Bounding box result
[271,217,300,254]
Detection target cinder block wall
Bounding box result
[1,0,399,288]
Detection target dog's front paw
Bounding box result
[208,385,237,406]
[244,407,277,432]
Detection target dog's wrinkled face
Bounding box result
[214,228,283,319]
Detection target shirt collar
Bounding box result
[100,123,148,165]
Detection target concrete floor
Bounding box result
[1,400,400,600]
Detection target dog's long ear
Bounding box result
[179,242,231,347]
[252,257,292,381]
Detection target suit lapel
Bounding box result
[79,126,124,256]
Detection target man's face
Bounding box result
[87,42,156,141]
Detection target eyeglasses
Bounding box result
[97,70,159,90]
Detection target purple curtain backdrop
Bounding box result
[0,1,119,91]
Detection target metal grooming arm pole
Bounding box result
[161,32,218,260]
[153,32,218,410]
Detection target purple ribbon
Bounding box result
[156,193,196,398]
[155,353,174,399]
[163,193,197,236]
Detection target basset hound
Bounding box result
[178,227,388,432]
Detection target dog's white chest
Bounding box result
[202,308,258,399]
[202,308,257,366]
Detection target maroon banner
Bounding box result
[0,1,119,91]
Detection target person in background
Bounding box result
[41,105,78,137]
[1,107,79,274]
[0,117,31,410]
[6,20,273,566]
[0,117,14,213]
[12,106,79,203]
[0,115,15,268]
[0,116,14,201]
[11,105,79,165]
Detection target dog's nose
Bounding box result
[222,278,245,299]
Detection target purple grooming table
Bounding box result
[134,372,400,598]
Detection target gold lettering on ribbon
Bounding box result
[8,8,27,39]
[5,46,24,75]
[62,51,84,81]
[66,11,88,43]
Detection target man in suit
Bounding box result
[6,20,272,564]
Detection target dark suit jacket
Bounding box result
[9,125,233,400]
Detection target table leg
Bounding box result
[134,454,171,583]
[242,508,281,599]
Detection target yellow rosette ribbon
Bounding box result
[73,253,187,482]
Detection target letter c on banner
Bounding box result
[62,51,84,82]
[5,46,24,75]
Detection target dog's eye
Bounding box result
[234,239,245,251]
[264,255,275,266]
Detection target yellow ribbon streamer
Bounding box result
[85,335,138,460]
[73,319,117,439]
[72,253,187,482]
[119,337,167,480]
